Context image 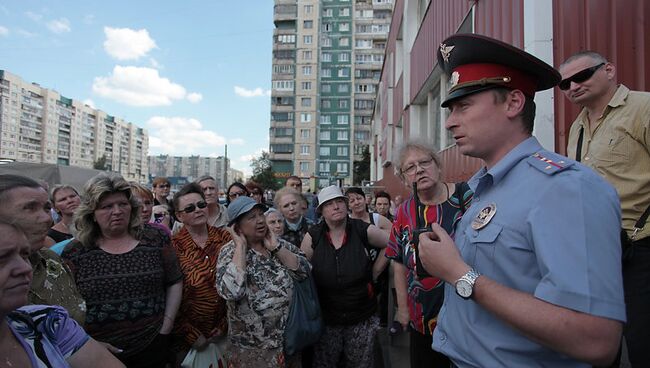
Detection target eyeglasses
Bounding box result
[402,158,435,176]
[179,200,207,214]
[559,63,605,90]
[157,184,171,188]
[229,191,246,199]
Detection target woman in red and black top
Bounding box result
[171,183,231,361]
[300,185,389,368]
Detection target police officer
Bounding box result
[418,34,625,367]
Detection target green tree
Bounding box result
[353,145,371,185]
[93,155,108,171]
[250,151,280,190]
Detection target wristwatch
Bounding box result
[455,268,481,299]
[270,243,282,256]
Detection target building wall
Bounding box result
[0,70,148,182]
[148,155,230,189]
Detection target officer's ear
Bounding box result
[504,89,526,118]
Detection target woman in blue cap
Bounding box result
[216,196,310,367]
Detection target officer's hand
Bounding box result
[419,223,469,284]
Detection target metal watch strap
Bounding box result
[461,269,481,284]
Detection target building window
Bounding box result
[302,50,312,60]
[303,20,313,29]
[301,145,310,155]
[322,68,332,77]
[320,114,332,124]
[301,82,312,91]
[302,66,312,75]
[300,113,312,122]
[272,80,294,91]
[338,84,349,93]
[339,7,350,16]
[338,53,350,62]
[339,37,349,47]
[300,162,310,172]
[300,129,310,138]
[337,115,349,124]
[276,34,296,43]
[303,35,312,44]
[323,8,333,17]
[324,23,332,32]
[320,131,331,140]
[336,162,348,173]
[338,99,349,108]
[337,146,349,156]
[320,146,330,156]
[321,99,331,109]
[301,97,312,107]
[304,4,313,14]
[322,52,332,62]
[338,68,350,77]
[321,84,331,93]
[321,37,332,47]
[319,163,329,174]
[340,23,350,31]
[337,131,349,140]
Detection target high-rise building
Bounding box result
[269,0,392,190]
[148,155,231,189]
[0,70,149,182]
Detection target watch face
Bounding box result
[456,279,473,298]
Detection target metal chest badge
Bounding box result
[472,203,497,230]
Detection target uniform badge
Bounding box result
[471,203,496,230]
[439,43,455,63]
[450,71,460,89]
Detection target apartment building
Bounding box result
[0,70,148,182]
[269,0,392,190]
[148,154,231,189]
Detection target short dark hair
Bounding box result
[152,176,170,187]
[0,175,42,202]
[492,88,536,134]
[344,187,365,197]
[245,181,264,195]
[173,182,206,211]
[226,182,249,206]
[285,176,302,185]
[375,191,391,202]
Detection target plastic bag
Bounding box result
[180,342,227,368]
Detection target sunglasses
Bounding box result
[559,63,605,90]
[179,200,207,214]
[229,191,246,199]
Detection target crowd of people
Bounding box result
[0,33,648,368]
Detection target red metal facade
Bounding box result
[553,0,650,155]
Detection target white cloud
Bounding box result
[0,26,8,37]
[234,86,270,98]
[229,138,245,145]
[92,65,202,107]
[82,99,95,108]
[149,58,162,69]
[103,27,157,61]
[47,18,71,34]
[186,92,203,103]
[146,116,227,156]
[25,11,42,22]
[17,29,37,38]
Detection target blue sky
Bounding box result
[0,0,275,176]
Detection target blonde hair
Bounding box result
[74,173,142,247]
[273,187,302,209]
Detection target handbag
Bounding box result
[283,272,323,355]
[180,341,227,368]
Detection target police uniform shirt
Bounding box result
[432,137,626,368]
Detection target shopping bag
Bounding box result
[180,341,227,368]
[283,272,323,355]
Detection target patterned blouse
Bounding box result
[216,238,310,350]
[61,223,183,356]
[385,183,473,335]
[7,305,89,367]
[172,224,231,351]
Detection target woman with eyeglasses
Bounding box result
[170,183,232,363]
[385,140,472,368]
[246,181,266,205]
[61,173,183,368]
[216,196,310,367]
[226,182,249,207]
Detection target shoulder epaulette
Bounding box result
[527,152,574,175]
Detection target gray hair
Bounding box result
[273,187,303,209]
[393,140,442,180]
[74,173,142,247]
[560,50,608,69]
[264,207,284,219]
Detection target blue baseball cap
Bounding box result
[227,196,268,226]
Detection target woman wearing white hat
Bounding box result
[300,185,389,368]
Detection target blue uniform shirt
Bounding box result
[432,137,625,368]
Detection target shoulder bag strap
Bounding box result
[575,126,584,162]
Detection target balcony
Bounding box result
[274,4,297,22]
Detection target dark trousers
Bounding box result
[409,329,449,368]
[623,238,650,366]
[119,333,171,368]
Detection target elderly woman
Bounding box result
[385,141,472,368]
[216,196,310,367]
[45,185,81,246]
[274,187,312,247]
[0,221,124,367]
[226,182,249,207]
[171,183,231,359]
[61,173,183,368]
[300,185,389,368]
[265,208,285,237]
